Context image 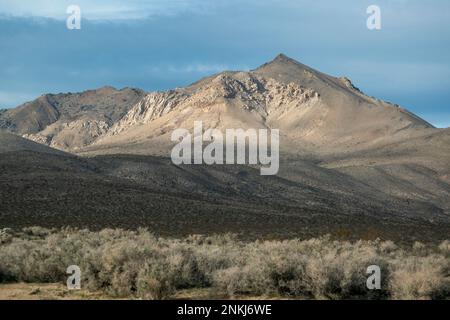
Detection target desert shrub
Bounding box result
[0,228,448,300]
[438,240,450,255]
[212,239,392,299]
[0,228,13,244]
[213,256,274,297]
[166,247,209,288]
[21,226,54,239]
[136,261,175,299]
[377,240,398,255]
[186,233,238,246]
[390,255,450,300]
[412,242,429,256]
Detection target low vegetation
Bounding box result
[0,227,448,300]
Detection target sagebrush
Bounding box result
[0,227,448,300]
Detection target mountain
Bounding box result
[0,86,144,151]
[0,54,449,242]
[73,53,439,157]
[74,54,448,213]
[1,54,439,155]
[254,54,435,146]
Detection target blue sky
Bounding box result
[0,0,449,128]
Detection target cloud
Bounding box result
[0,0,213,20]
[0,0,449,129]
[166,64,234,74]
[142,64,232,74]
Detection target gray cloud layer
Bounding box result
[0,0,449,127]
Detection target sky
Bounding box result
[0,0,449,128]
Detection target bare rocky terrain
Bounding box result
[0,86,144,151]
[0,54,449,242]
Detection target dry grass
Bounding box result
[0,227,448,300]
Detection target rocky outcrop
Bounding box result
[105,72,320,138]
[107,90,189,136]
[23,119,110,150]
[1,54,437,154]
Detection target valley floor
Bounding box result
[0,283,110,300]
[0,283,278,300]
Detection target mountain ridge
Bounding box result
[0,54,439,154]
[0,54,449,241]
[0,86,145,150]
[79,54,439,157]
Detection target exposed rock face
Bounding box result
[107,91,190,136]
[105,72,320,139]
[339,77,363,93]
[23,119,111,150]
[85,55,438,157]
[0,54,439,155]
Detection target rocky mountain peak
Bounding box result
[0,55,437,153]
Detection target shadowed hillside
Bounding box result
[0,55,449,243]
